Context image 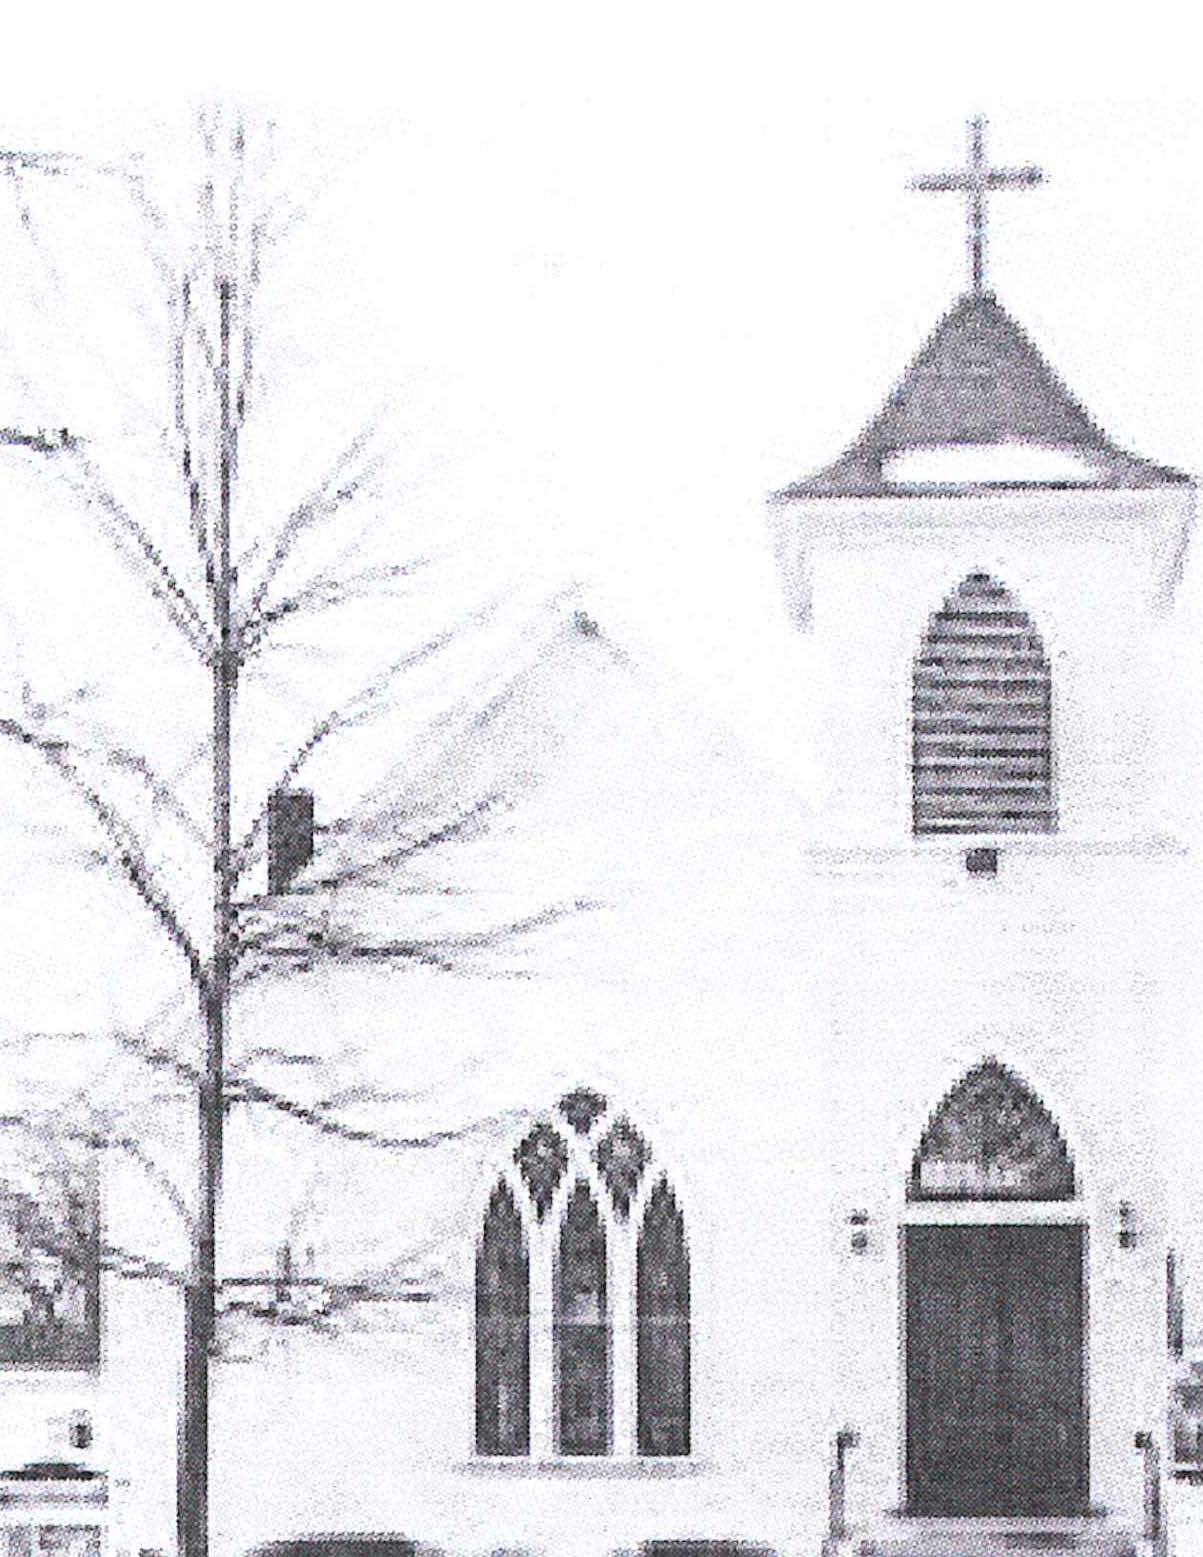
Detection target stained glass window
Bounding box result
[476,1181,530,1455]
[595,1117,652,1220]
[910,1058,1075,1201]
[0,1156,99,1371]
[558,1088,608,1137]
[477,1100,691,1460]
[514,1121,568,1222]
[555,1180,610,1455]
[637,1178,690,1456]
[913,573,1054,835]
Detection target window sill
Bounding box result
[455,1457,705,1478]
[0,1367,99,1384]
[806,833,1186,862]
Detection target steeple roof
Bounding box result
[775,291,1190,499]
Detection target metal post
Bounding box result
[1135,1431,1163,1546]
[826,1428,859,1553]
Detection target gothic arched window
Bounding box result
[476,1181,530,1455]
[637,1178,690,1456]
[475,1090,690,1458]
[913,572,1054,835]
[555,1181,610,1455]
[910,1058,1075,1201]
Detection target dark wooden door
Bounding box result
[905,1223,1087,1516]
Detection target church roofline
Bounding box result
[772,290,1193,502]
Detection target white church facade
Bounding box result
[0,119,1196,1557]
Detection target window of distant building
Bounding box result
[475,1089,690,1459]
[913,572,1054,836]
[0,1141,100,1372]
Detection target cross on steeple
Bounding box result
[911,117,1044,295]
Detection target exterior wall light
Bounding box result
[1119,1201,1137,1250]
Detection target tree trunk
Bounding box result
[180,275,234,1557]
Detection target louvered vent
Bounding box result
[913,572,1053,836]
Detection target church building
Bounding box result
[0,119,1194,1557]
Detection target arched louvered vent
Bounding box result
[912,573,1053,836]
[909,1059,1075,1201]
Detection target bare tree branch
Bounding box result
[237,560,425,662]
[173,273,218,593]
[49,444,214,657]
[236,425,385,631]
[236,898,591,982]
[0,1103,191,1235]
[221,1075,526,1154]
[0,714,207,993]
[302,790,508,895]
[70,717,209,848]
[68,999,519,1164]
[23,147,180,293]
[105,1129,195,1229]
[230,626,458,882]
[233,215,263,432]
[104,1244,187,1287]
[0,150,74,175]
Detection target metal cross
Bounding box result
[911,117,1043,294]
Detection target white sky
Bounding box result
[0,4,1198,759]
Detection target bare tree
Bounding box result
[0,109,578,1557]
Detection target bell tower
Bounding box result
[770,121,1195,1541]
[770,120,1192,848]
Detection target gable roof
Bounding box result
[775,291,1191,499]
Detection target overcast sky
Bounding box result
[0,5,1198,762]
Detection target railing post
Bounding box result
[826,1428,859,1554]
[1135,1431,1164,1552]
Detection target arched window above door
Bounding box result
[910,1058,1075,1201]
[913,572,1054,836]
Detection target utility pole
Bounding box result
[180,274,234,1557]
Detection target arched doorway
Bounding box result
[903,1060,1087,1517]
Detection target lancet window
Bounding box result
[475,1182,530,1455]
[475,1090,690,1458]
[913,572,1054,835]
[637,1179,690,1455]
[555,1181,610,1454]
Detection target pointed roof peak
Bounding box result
[775,290,1190,500]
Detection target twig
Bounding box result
[51,444,214,657]
[0,715,207,994]
[230,626,457,880]
[236,425,384,626]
